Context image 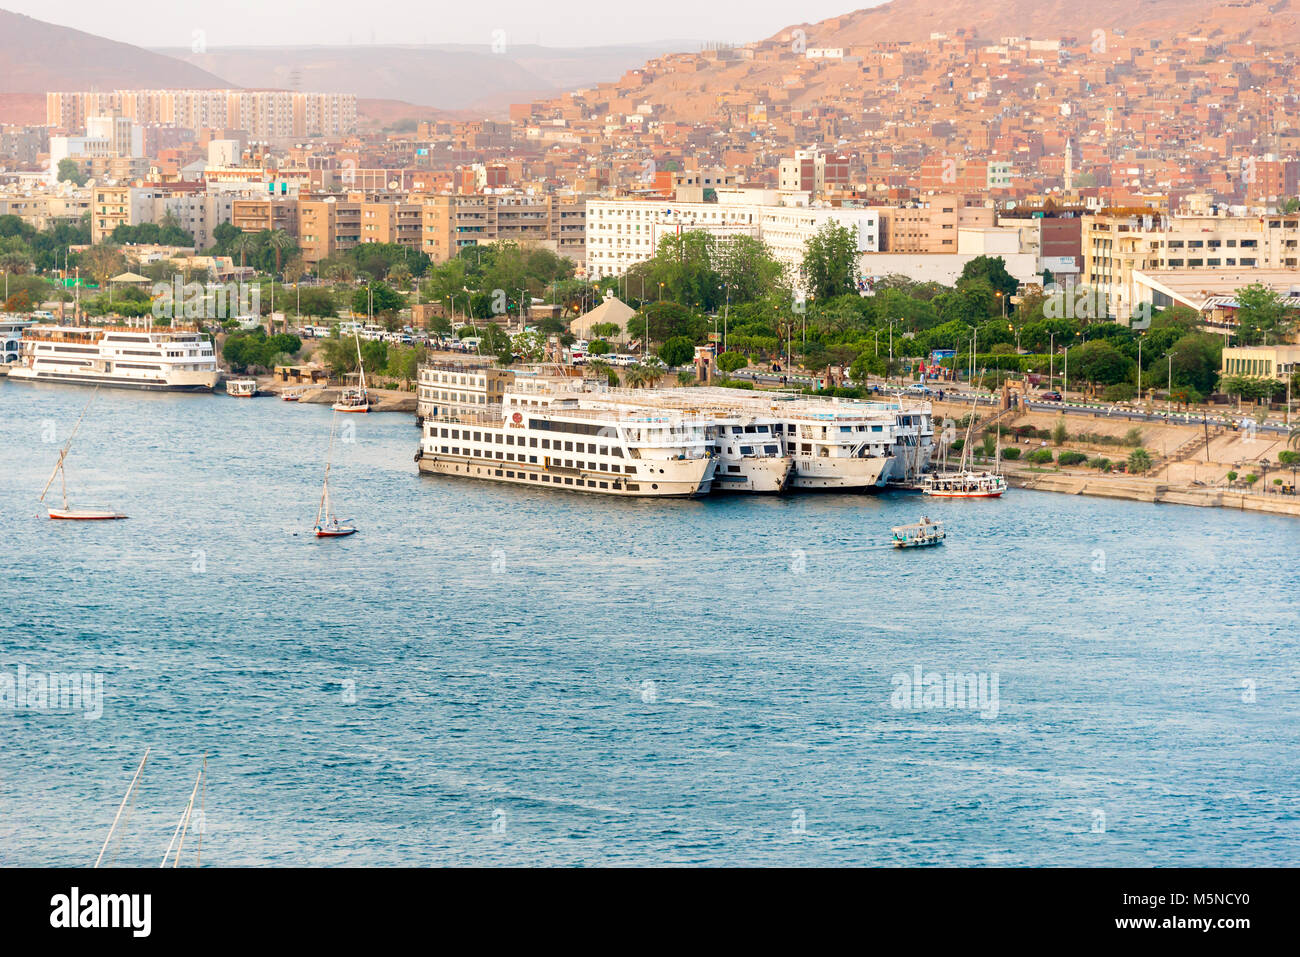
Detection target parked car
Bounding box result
[1039,390,1063,401]
[905,383,934,397]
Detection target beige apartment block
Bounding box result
[422,193,586,264]
[876,196,995,253]
[1083,212,1300,323]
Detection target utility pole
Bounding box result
[1137,335,1142,403]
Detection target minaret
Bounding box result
[1064,138,1074,191]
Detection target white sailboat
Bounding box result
[314,414,358,537]
[40,389,128,520]
[332,328,371,413]
[922,390,1006,499]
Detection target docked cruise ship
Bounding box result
[8,324,219,391]
[415,361,717,497]
[413,362,935,497]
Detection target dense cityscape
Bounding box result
[0,0,1296,924]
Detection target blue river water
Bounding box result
[1,380,1297,866]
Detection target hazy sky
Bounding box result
[6,1,879,49]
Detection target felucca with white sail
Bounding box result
[314,413,358,537]
[40,388,128,520]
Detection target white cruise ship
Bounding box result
[626,387,903,492]
[9,324,219,392]
[416,362,716,497]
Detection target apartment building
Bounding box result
[47,91,357,139]
[231,198,300,237]
[778,149,852,197]
[422,193,587,264]
[0,188,91,230]
[91,184,237,246]
[585,191,879,286]
[1082,212,1300,323]
[876,196,995,253]
[998,214,1084,276]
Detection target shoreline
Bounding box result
[1004,467,1300,517]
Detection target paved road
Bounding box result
[728,370,1296,435]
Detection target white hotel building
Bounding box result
[585,189,879,289]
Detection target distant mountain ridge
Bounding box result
[155,42,679,113]
[777,0,1297,47]
[0,9,230,93]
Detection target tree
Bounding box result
[1127,448,1153,475]
[266,229,294,277]
[716,235,785,305]
[657,336,695,367]
[352,282,404,317]
[800,221,860,302]
[1051,418,1068,446]
[231,232,257,270]
[1066,339,1133,388]
[960,255,1019,300]
[717,350,748,373]
[78,245,123,289]
[56,159,86,187]
[1234,284,1292,345]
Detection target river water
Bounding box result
[1,382,1296,866]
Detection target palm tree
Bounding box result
[387,263,412,289]
[267,229,293,278]
[0,250,32,275]
[231,233,256,271]
[1288,426,1300,451]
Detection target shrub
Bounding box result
[1057,450,1088,467]
[950,438,965,453]
[1103,382,1137,402]
[1088,457,1113,472]
[1027,448,1055,464]
[1051,418,1068,446]
[1000,446,1021,460]
[1245,473,1260,485]
[1123,427,1144,447]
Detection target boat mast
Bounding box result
[353,328,367,396]
[317,415,337,526]
[95,747,150,868]
[40,387,98,509]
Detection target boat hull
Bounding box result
[922,489,1005,499]
[7,369,216,392]
[789,454,892,491]
[332,404,370,413]
[315,527,358,537]
[417,453,711,498]
[710,456,795,494]
[48,508,127,520]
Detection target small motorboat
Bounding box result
[892,516,945,548]
[281,389,305,402]
[225,378,257,397]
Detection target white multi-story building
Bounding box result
[585,192,880,290]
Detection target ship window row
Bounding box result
[527,418,610,437]
[436,447,636,474]
[433,426,622,456]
